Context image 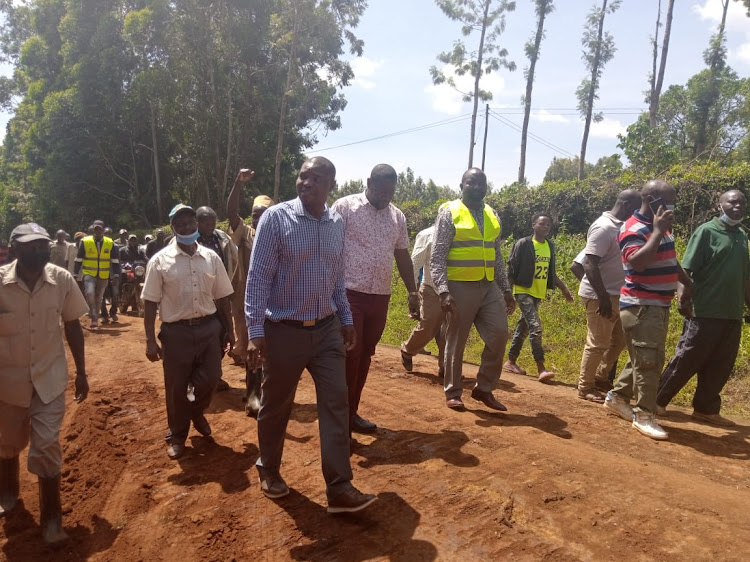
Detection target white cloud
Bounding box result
[425,64,506,115]
[350,56,383,90]
[532,109,570,124]
[693,0,750,67]
[589,117,626,139]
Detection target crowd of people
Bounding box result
[1,158,748,545]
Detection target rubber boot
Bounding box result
[38,475,69,544]
[244,366,262,418]
[0,456,20,516]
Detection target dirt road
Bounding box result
[2,315,749,561]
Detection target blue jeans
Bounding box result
[508,293,544,363]
[83,275,109,322]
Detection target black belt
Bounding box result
[277,314,335,329]
[166,314,217,327]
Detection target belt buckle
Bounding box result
[187,317,201,326]
[302,319,315,327]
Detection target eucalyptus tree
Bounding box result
[576,0,620,180]
[648,0,675,128]
[431,0,516,168]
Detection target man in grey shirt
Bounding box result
[577,190,641,402]
[430,168,515,411]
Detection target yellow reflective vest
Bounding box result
[446,200,501,281]
[81,236,114,279]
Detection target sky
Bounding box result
[305,0,750,189]
[0,1,748,191]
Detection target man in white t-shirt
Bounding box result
[576,190,641,402]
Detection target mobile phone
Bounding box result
[649,197,665,214]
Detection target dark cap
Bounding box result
[169,203,196,220]
[92,220,105,228]
[10,223,51,243]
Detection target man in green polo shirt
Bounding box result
[656,190,750,426]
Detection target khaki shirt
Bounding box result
[49,241,77,273]
[0,262,89,407]
[229,221,254,293]
[141,239,234,323]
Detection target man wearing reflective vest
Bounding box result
[74,220,119,330]
[430,168,515,411]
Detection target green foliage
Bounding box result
[0,0,365,236]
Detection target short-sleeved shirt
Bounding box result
[514,239,550,299]
[331,192,409,295]
[0,262,89,407]
[578,212,626,299]
[619,211,679,308]
[141,239,234,323]
[682,217,750,320]
[229,221,254,294]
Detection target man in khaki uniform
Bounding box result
[0,223,89,545]
[226,168,272,415]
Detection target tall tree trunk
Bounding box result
[649,0,674,127]
[519,0,550,184]
[648,0,662,127]
[220,85,233,219]
[274,1,299,203]
[694,0,729,157]
[149,101,162,222]
[579,0,608,181]
[468,0,491,169]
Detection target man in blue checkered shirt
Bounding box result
[244,156,378,514]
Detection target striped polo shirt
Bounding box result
[618,211,679,308]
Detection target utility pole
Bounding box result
[481,104,490,170]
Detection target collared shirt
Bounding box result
[141,239,234,323]
[229,221,254,294]
[619,211,679,308]
[411,226,436,291]
[197,232,225,265]
[49,241,77,273]
[245,197,353,340]
[431,203,511,295]
[0,262,89,407]
[578,211,626,299]
[330,192,409,295]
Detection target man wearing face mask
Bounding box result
[331,164,420,435]
[655,190,749,427]
[0,223,89,544]
[604,180,693,441]
[141,204,235,460]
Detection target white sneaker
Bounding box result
[604,391,633,421]
[632,411,669,440]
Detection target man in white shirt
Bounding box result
[142,204,234,460]
[331,164,420,434]
[576,190,641,403]
[400,225,446,377]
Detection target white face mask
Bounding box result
[664,204,675,211]
[720,213,742,226]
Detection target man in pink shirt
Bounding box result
[331,164,420,434]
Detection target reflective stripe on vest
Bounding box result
[446,200,501,281]
[81,236,113,279]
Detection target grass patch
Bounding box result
[382,233,750,418]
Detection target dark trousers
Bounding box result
[345,290,390,420]
[657,317,742,415]
[159,317,223,444]
[256,317,353,500]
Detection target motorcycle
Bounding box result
[119,260,147,317]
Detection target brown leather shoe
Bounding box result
[470,388,507,411]
[446,398,465,410]
[691,411,736,427]
[578,388,606,404]
[192,414,212,437]
[351,414,377,433]
[258,472,290,499]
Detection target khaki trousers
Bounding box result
[401,284,446,365]
[231,286,247,358]
[613,305,670,414]
[0,392,66,477]
[577,295,626,391]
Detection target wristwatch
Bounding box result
[408,291,418,297]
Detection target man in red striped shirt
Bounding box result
[603,180,693,440]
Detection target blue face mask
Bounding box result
[720,213,742,226]
[175,230,199,245]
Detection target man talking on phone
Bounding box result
[0,223,89,544]
[604,180,693,440]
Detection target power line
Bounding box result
[311,113,473,152]
[489,110,577,159]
